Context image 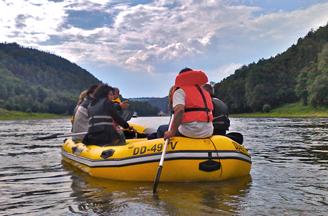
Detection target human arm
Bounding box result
[105,100,130,129]
[164,104,184,139]
[120,100,129,109]
[113,102,122,111]
[164,89,185,139]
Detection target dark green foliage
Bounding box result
[309,72,328,107]
[130,97,169,114]
[129,100,160,116]
[262,104,271,113]
[215,67,249,113]
[0,43,100,114]
[214,24,328,113]
[295,70,309,105]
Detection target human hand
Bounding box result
[120,101,129,109]
[128,126,135,132]
[164,130,174,140]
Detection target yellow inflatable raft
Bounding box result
[62,135,251,182]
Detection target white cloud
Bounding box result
[1,0,328,78]
[39,0,259,72]
[0,0,68,43]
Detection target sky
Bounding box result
[1,0,328,98]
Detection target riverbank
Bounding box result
[0,108,65,120]
[232,103,328,118]
[1,103,328,120]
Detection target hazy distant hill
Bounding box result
[215,24,328,113]
[130,97,169,114]
[0,43,100,114]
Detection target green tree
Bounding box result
[295,71,309,105]
[317,43,328,73]
[308,73,328,107]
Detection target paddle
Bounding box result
[32,132,87,140]
[153,114,174,194]
[33,123,150,141]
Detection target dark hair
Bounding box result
[203,84,214,97]
[179,67,192,74]
[113,87,120,95]
[92,84,114,104]
[86,84,100,96]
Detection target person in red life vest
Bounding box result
[164,68,214,139]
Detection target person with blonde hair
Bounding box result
[71,84,99,141]
[77,90,88,106]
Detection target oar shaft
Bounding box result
[159,139,169,166]
[153,114,174,194]
[33,132,87,140]
[56,132,87,138]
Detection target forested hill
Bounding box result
[0,43,100,114]
[215,24,328,113]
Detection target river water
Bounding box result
[1,117,328,215]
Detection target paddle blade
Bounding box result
[153,165,163,194]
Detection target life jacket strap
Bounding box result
[89,122,114,127]
[89,115,113,127]
[185,107,210,112]
[195,85,210,122]
[89,115,113,120]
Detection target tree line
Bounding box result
[0,43,161,115]
[0,43,99,114]
[214,24,328,113]
[3,22,328,116]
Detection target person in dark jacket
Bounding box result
[83,84,133,146]
[203,84,230,135]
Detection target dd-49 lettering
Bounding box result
[132,141,178,156]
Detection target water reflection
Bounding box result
[63,160,252,215]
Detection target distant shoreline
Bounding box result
[231,103,328,118]
[1,103,327,120]
[231,113,328,118]
[0,108,67,121]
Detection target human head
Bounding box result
[113,87,120,99]
[179,67,193,74]
[92,84,115,102]
[203,84,214,97]
[175,68,208,87]
[86,84,100,97]
[77,90,88,105]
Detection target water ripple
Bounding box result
[1,117,328,215]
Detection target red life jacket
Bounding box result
[174,70,213,123]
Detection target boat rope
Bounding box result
[209,137,223,176]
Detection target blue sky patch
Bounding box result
[64,10,114,29]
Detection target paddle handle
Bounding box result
[159,138,170,166]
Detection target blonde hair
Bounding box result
[77,90,88,106]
